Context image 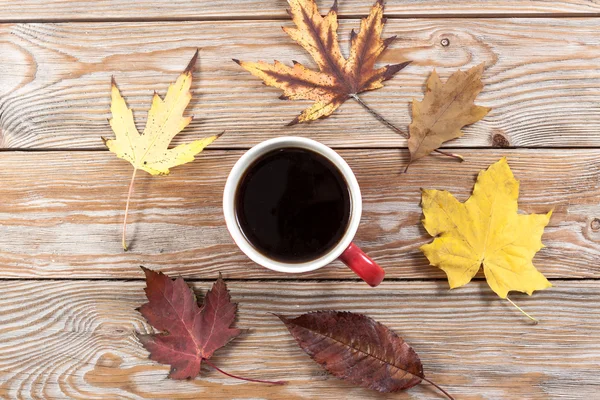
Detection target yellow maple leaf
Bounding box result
[420,158,552,300]
[103,50,219,250]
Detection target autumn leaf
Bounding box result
[138,267,284,385]
[102,50,220,250]
[408,64,491,167]
[234,0,410,125]
[278,311,453,399]
[420,158,552,320]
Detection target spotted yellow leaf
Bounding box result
[104,51,218,175]
[420,158,552,299]
[234,0,410,125]
[102,51,220,250]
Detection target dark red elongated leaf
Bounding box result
[278,311,453,399]
[138,267,240,380]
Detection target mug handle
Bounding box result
[339,242,385,287]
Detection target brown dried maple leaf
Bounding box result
[137,267,284,385]
[234,0,410,125]
[408,63,491,166]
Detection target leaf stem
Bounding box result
[350,94,464,162]
[506,296,539,324]
[122,168,137,251]
[433,149,464,161]
[420,376,455,400]
[203,359,286,386]
[350,93,407,137]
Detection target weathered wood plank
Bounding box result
[1,19,600,149]
[0,280,597,399]
[2,0,600,21]
[0,149,598,279]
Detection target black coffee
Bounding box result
[235,147,351,263]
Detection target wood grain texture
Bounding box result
[0,149,598,279]
[0,279,598,399]
[2,0,600,21]
[2,18,600,149]
[0,3,597,400]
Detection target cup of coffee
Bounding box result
[223,137,385,287]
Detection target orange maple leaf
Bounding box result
[234,0,410,125]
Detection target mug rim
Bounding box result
[223,136,362,273]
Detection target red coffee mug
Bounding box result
[223,137,385,287]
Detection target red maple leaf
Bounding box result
[137,267,284,384]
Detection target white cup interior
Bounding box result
[223,137,362,273]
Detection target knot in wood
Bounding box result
[492,132,511,148]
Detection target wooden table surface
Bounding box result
[1,1,599,399]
